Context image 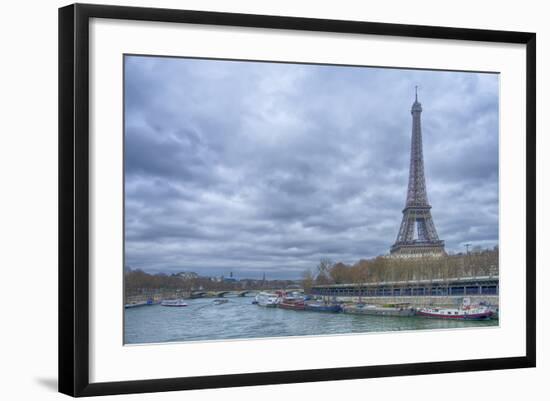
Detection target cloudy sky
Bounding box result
[124,55,499,279]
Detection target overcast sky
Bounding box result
[124,55,499,279]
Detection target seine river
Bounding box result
[124,296,498,344]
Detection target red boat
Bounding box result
[278,297,306,311]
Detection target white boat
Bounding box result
[417,298,492,320]
[417,305,492,320]
[255,292,280,307]
[160,299,188,307]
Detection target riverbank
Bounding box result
[126,292,498,310]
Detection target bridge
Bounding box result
[189,290,260,298]
[189,288,304,299]
[312,276,498,298]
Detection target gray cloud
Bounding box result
[124,56,499,279]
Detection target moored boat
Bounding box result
[343,303,416,317]
[417,297,493,320]
[125,301,149,309]
[278,296,306,311]
[255,292,280,307]
[304,301,342,313]
[417,305,492,320]
[160,299,188,307]
[125,297,156,309]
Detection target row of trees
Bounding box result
[124,269,298,299]
[302,247,499,291]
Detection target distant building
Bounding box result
[222,271,237,282]
[175,271,199,280]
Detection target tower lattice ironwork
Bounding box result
[390,89,445,257]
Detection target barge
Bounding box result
[278,297,306,311]
[343,303,416,317]
[417,305,492,320]
[304,301,342,313]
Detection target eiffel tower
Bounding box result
[390,88,445,257]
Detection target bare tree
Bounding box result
[315,258,334,284]
[302,269,315,293]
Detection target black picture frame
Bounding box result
[59,3,536,397]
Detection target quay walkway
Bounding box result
[312,276,499,298]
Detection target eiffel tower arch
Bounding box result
[390,89,445,257]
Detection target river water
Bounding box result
[124,296,498,344]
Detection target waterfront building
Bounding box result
[391,89,445,258]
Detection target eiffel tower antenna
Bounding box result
[390,89,445,257]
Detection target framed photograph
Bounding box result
[58,3,536,397]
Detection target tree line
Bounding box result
[302,247,499,292]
